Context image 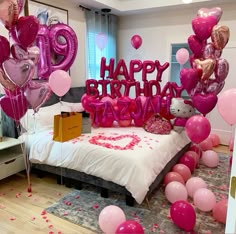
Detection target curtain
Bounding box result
[85,10,117,80]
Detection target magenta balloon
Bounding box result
[176,48,189,65]
[49,70,71,97]
[131,34,142,49]
[217,89,236,125]
[98,205,126,234]
[185,115,211,144]
[49,23,78,72]
[179,154,195,173]
[11,43,28,60]
[0,36,10,65]
[0,93,28,121]
[115,220,144,234]
[36,25,52,79]
[170,200,196,232]
[188,34,204,58]
[24,81,52,113]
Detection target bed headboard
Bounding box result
[1,87,86,138]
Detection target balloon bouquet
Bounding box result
[0,0,78,192]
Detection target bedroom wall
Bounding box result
[117,2,236,91]
[0,0,86,88]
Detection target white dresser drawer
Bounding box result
[0,155,25,180]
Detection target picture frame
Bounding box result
[28,0,68,26]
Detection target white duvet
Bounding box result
[21,127,190,204]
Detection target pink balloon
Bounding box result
[165,181,188,204]
[183,150,199,167]
[179,154,195,173]
[170,200,196,232]
[215,58,229,83]
[115,220,144,234]
[189,144,202,159]
[171,163,191,182]
[49,23,78,72]
[0,36,10,65]
[217,89,236,125]
[11,43,28,60]
[209,133,220,147]
[24,81,52,113]
[49,70,71,97]
[199,138,213,151]
[188,34,204,58]
[95,32,108,50]
[212,199,228,224]
[201,150,219,168]
[185,115,211,144]
[186,177,207,197]
[131,34,142,50]
[193,188,216,212]
[98,205,126,234]
[163,172,185,186]
[176,48,189,65]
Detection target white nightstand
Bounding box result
[0,137,25,180]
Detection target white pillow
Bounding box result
[21,102,71,134]
[61,101,84,112]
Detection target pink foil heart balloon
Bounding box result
[192,16,217,41]
[0,0,19,29]
[2,58,35,87]
[0,68,16,91]
[180,68,202,93]
[27,46,40,65]
[24,81,52,113]
[215,58,229,83]
[0,93,28,121]
[211,25,230,50]
[197,7,222,23]
[194,58,216,81]
[0,35,10,65]
[192,93,218,116]
[10,15,39,48]
[188,35,204,58]
[11,43,29,60]
[204,80,225,95]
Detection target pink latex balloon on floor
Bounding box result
[179,154,195,173]
[131,34,142,49]
[164,171,185,186]
[199,138,213,151]
[170,200,196,232]
[49,70,71,97]
[115,220,144,234]
[171,163,191,182]
[185,115,211,144]
[209,133,220,147]
[186,177,207,197]
[176,48,189,65]
[98,205,126,234]
[165,181,188,203]
[213,199,228,224]
[201,150,219,168]
[193,188,216,212]
[217,89,236,125]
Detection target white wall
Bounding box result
[0,0,86,87]
[118,2,236,87]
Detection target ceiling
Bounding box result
[74,0,235,15]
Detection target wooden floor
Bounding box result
[0,145,230,234]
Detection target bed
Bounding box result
[18,87,191,205]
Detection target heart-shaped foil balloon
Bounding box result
[0,36,10,65]
[24,81,52,113]
[188,35,204,58]
[194,58,216,81]
[214,58,229,83]
[197,7,222,23]
[211,25,230,50]
[0,68,16,91]
[0,0,19,30]
[27,46,40,65]
[204,80,225,95]
[11,43,29,60]
[2,58,35,87]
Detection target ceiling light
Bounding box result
[182,0,192,3]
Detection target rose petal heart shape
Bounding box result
[0,36,10,64]
[211,25,230,50]
[192,16,217,41]
[188,35,204,58]
[0,0,19,30]
[0,68,16,91]
[10,15,39,48]
[24,81,52,113]
[0,93,28,121]
[180,68,202,93]
[193,58,216,81]
[214,58,229,83]
[11,43,29,60]
[89,134,141,150]
[2,58,35,87]
[192,93,218,116]
[197,7,223,23]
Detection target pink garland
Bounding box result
[89,134,141,150]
